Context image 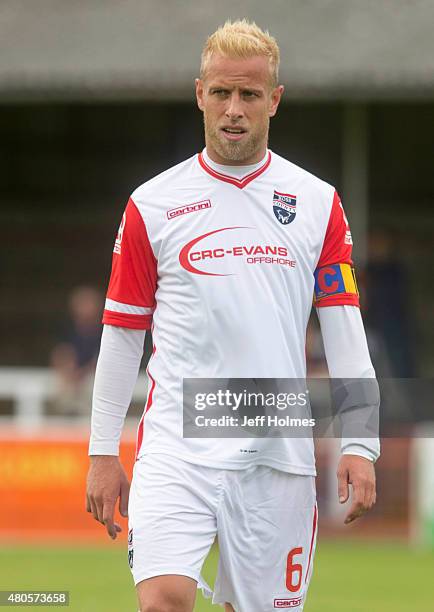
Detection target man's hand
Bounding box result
[86,456,130,540]
[337,454,376,525]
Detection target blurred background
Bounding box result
[0,1,433,610]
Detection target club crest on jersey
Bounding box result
[273,191,297,225]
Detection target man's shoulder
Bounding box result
[131,154,199,205]
[270,151,335,196]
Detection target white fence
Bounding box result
[0,367,147,427]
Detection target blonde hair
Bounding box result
[200,19,280,87]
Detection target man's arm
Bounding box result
[317,304,379,524]
[86,324,145,539]
[86,197,157,538]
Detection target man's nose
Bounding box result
[225,93,244,120]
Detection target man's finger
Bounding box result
[96,496,107,524]
[344,480,367,524]
[119,479,130,517]
[89,497,102,523]
[102,500,117,539]
[345,504,365,524]
[361,477,376,510]
[337,467,349,503]
[366,482,376,510]
[86,494,92,513]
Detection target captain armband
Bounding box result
[314,263,359,307]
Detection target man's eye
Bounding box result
[243,91,258,98]
[213,89,229,96]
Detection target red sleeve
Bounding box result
[314,191,359,308]
[102,198,157,329]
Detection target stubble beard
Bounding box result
[203,113,269,164]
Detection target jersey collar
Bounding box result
[198,148,272,189]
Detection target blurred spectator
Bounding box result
[49,286,103,416]
[365,230,416,377]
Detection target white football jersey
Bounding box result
[102,149,359,475]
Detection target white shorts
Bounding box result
[128,453,318,612]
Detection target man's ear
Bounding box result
[269,84,284,118]
[195,78,205,112]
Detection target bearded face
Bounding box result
[196,54,282,165]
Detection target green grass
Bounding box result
[0,542,433,611]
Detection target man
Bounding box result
[51,286,102,416]
[86,20,379,612]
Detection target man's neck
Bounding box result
[202,147,268,174]
[204,144,268,166]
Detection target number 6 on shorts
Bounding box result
[286,547,303,592]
